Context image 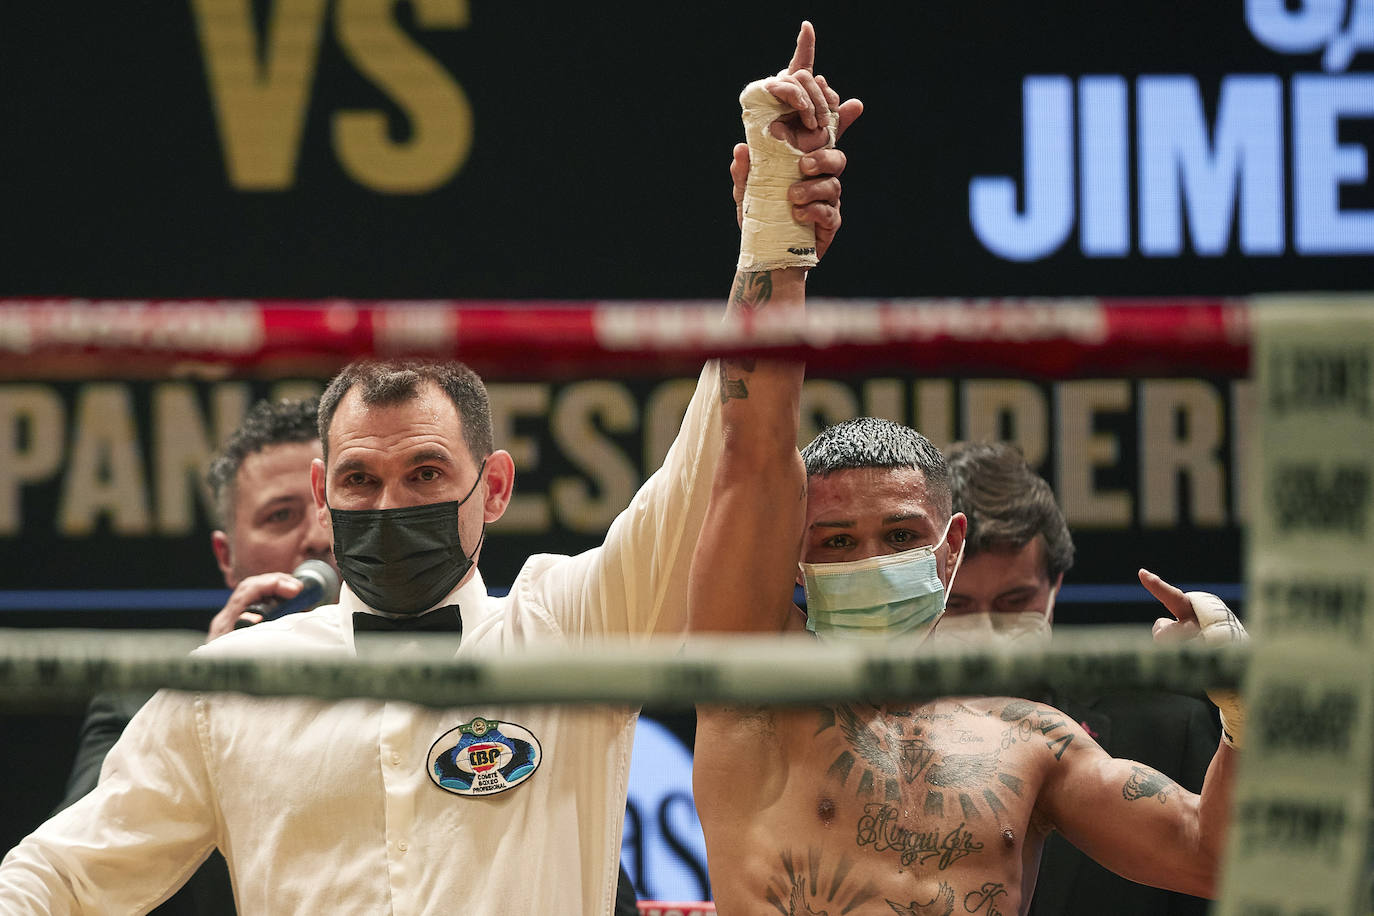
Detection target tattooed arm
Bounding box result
[692,30,862,906]
[1040,571,1242,897]
[688,269,807,636]
[1036,718,1237,899]
[1001,573,1242,898]
[690,23,861,636]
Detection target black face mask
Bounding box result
[329,460,486,616]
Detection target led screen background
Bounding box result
[0,0,1369,877]
[1,1,1368,301]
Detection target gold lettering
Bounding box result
[1140,380,1226,528]
[191,0,330,189]
[861,378,905,425]
[488,383,552,533]
[913,380,955,451]
[0,386,65,535]
[550,382,638,534]
[333,0,472,193]
[153,383,256,535]
[60,385,151,536]
[962,380,1049,466]
[799,380,858,445]
[1056,380,1132,527]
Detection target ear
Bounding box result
[942,512,968,585]
[210,530,234,588]
[1047,571,1064,624]
[310,457,329,526]
[481,449,516,523]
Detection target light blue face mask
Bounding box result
[801,519,957,642]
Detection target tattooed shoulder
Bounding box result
[996,700,1077,761]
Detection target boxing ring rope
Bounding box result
[0,296,1251,379]
[2,295,1371,913]
[0,628,1248,711]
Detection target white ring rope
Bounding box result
[0,627,1247,710]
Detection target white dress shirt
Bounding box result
[0,362,722,915]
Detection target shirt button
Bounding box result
[398,841,409,852]
[391,752,401,766]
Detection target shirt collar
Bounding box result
[339,568,490,627]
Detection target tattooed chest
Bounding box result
[809,705,1030,824]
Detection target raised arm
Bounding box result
[690,22,862,635]
[1036,572,1245,897]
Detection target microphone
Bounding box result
[235,559,341,627]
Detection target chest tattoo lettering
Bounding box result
[963,882,1010,914]
[856,804,985,869]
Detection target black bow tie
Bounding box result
[353,605,463,635]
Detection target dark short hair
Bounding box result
[801,417,952,519]
[206,397,320,528]
[947,441,1075,581]
[317,359,493,469]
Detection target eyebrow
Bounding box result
[332,450,455,476]
[407,449,455,469]
[332,457,370,477]
[809,513,929,530]
[251,493,305,517]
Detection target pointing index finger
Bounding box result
[1138,568,1196,623]
[787,21,816,74]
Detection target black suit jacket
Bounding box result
[1028,690,1221,916]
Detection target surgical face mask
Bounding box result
[931,611,1052,649]
[328,459,486,616]
[801,519,956,641]
[930,587,1057,650]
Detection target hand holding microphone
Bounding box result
[247,559,340,621]
[209,560,342,641]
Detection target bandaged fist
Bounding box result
[1140,568,1249,749]
[731,143,848,261]
[735,22,863,270]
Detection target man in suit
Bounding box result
[941,441,1220,916]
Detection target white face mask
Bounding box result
[801,518,957,642]
[930,587,1057,649]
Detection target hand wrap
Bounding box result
[737,78,838,272]
[1188,590,1249,749]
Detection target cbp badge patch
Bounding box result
[427,717,542,797]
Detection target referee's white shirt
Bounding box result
[0,362,722,915]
